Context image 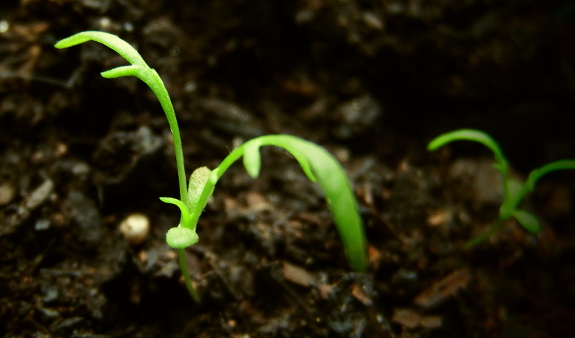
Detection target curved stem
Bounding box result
[178,249,200,304]
[144,70,187,205]
[499,163,510,213]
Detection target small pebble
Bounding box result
[35,219,50,231]
[0,183,15,205]
[282,261,315,287]
[25,180,54,210]
[0,20,9,33]
[119,213,150,245]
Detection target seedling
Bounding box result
[55,31,368,303]
[428,129,575,247]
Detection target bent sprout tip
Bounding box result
[526,160,575,191]
[55,31,146,66]
[210,135,368,271]
[428,129,506,165]
[56,31,188,205]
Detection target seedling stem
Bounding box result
[56,31,368,303]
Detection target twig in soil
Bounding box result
[0,69,78,88]
[55,31,368,303]
[428,129,575,247]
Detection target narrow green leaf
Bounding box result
[101,65,142,79]
[243,141,262,178]
[54,34,93,48]
[159,197,192,229]
[512,209,541,233]
[244,135,367,271]
[186,167,212,214]
[499,179,527,220]
[166,227,199,249]
[55,31,146,66]
[428,129,507,166]
[526,160,575,191]
[506,179,523,199]
[302,144,368,271]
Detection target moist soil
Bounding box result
[1,1,575,337]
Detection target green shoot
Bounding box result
[428,129,575,247]
[197,135,368,272]
[55,31,188,206]
[56,31,368,303]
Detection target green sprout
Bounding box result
[55,31,368,303]
[428,129,575,247]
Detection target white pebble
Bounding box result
[0,20,9,33]
[0,183,15,206]
[119,213,150,245]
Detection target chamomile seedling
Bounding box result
[428,129,575,247]
[56,31,368,303]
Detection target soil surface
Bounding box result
[1,1,575,337]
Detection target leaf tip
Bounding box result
[243,142,262,178]
[513,209,541,233]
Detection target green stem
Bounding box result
[500,164,509,207]
[464,219,502,249]
[55,31,196,301]
[178,248,200,304]
[144,70,187,205]
[189,145,245,227]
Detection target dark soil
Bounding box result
[2,0,575,337]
